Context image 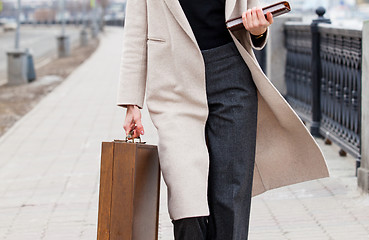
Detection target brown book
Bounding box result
[97,140,161,240]
[226,1,291,31]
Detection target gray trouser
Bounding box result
[173,42,258,240]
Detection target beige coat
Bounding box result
[117,0,329,220]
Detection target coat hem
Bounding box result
[170,210,210,221]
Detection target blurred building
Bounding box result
[33,8,56,23]
[0,0,125,25]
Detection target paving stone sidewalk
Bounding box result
[0,27,368,240]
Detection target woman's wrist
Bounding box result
[250,29,267,38]
[127,105,138,110]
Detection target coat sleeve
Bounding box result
[246,28,269,50]
[116,0,148,109]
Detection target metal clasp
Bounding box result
[114,130,146,144]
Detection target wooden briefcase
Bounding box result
[97,139,161,240]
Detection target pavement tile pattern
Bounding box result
[0,27,368,240]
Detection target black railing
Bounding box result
[284,23,312,122]
[319,25,362,162]
[284,13,362,167]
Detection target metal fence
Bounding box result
[319,26,362,161]
[284,20,362,168]
[284,23,312,122]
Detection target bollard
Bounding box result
[6,49,28,85]
[26,48,36,82]
[91,24,99,39]
[310,7,331,137]
[56,35,70,58]
[80,28,89,46]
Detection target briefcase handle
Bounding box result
[126,129,143,143]
[114,130,146,144]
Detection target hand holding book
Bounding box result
[242,7,274,36]
[226,1,291,31]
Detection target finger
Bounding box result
[256,8,268,25]
[124,125,132,136]
[266,11,273,24]
[123,122,131,134]
[135,121,145,135]
[251,7,259,27]
[124,122,136,137]
[133,114,144,135]
[246,9,253,29]
[132,129,140,138]
[127,125,136,138]
[123,117,133,132]
[123,110,133,133]
[242,11,248,30]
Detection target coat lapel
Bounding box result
[163,0,240,46]
[162,0,197,45]
[225,0,238,20]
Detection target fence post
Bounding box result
[358,20,369,193]
[310,7,331,136]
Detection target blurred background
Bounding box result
[1,0,368,86]
[1,0,368,31]
[0,0,124,26]
[0,0,126,88]
[262,0,369,24]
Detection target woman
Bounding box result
[117,0,329,239]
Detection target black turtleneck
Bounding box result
[178,0,233,50]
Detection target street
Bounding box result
[0,25,82,85]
